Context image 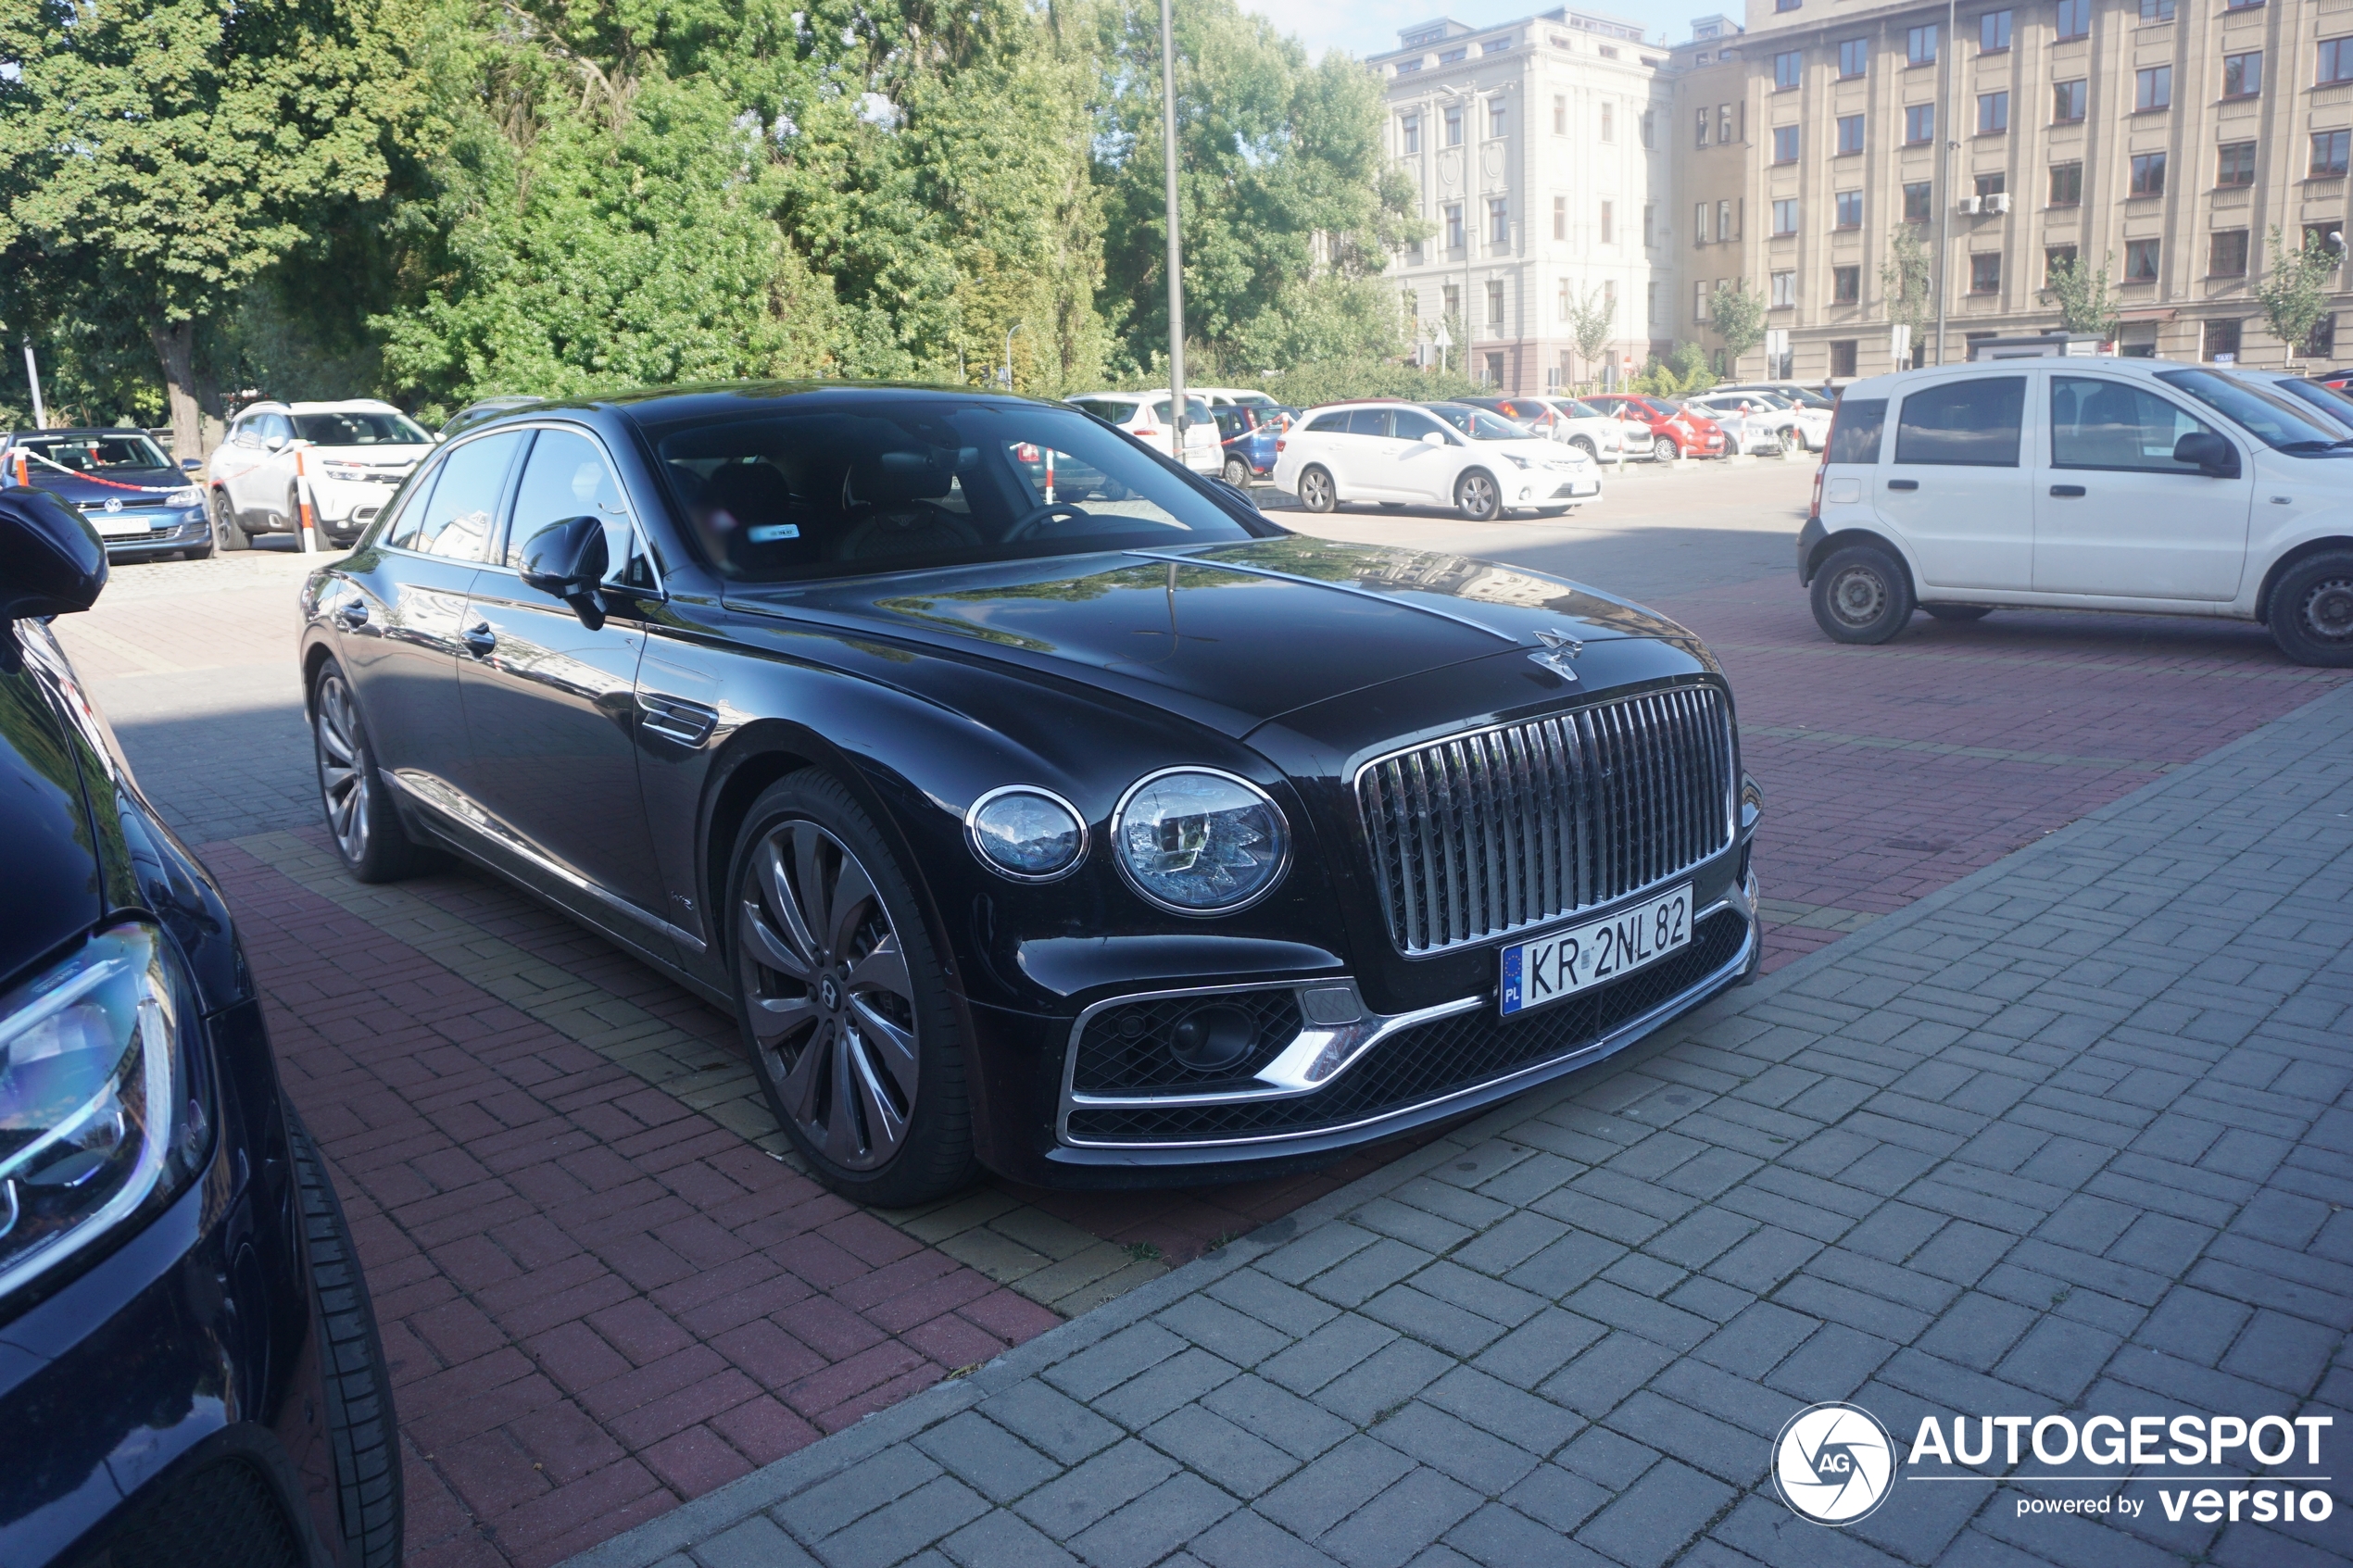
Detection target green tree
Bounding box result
[1707,282,1767,378]
[1880,224,1933,362]
[1565,285,1616,386]
[2256,226,2340,366]
[0,0,403,453]
[2041,251,2120,340]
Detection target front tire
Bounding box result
[1811,544,1916,645]
[1652,434,1680,462]
[1568,437,1597,461]
[730,771,975,1206]
[313,660,439,882]
[2270,551,2353,667]
[212,490,250,552]
[1297,465,1337,513]
[1455,469,1501,521]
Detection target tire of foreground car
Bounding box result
[1296,465,1337,513]
[728,771,976,1206]
[2269,550,2353,667]
[211,491,250,552]
[287,1114,404,1568]
[1810,543,1916,644]
[1921,604,1993,621]
[312,660,442,882]
[1455,468,1502,521]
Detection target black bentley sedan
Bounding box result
[296,384,1762,1205]
[0,491,400,1566]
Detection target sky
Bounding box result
[1240,0,1718,63]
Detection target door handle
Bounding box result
[1886,479,1919,491]
[2048,484,2086,497]
[462,621,497,658]
[334,600,369,629]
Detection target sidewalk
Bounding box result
[563,682,2353,1568]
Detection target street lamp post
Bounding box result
[21,338,46,430]
[1003,320,1024,390]
[1934,0,1956,366]
[1160,0,1187,462]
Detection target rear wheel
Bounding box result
[1455,469,1502,521]
[1222,456,1251,486]
[1922,604,1993,622]
[2270,550,2353,667]
[211,490,250,552]
[1297,465,1337,513]
[313,660,440,882]
[1810,544,1915,645]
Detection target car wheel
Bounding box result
[1222,456,1251,486]
[2270,550,2353,667]
[1921,604,1993,621]
[286,1113,404,1568]
[1297,465,1337,513]
[1652,434,1680,462]
[313,660,440,882]
[730,771,975,1206]
[1455,469,1501,521]
[1569,437,1597,460]
[211,490,250,551]
[1810,544,1916,645]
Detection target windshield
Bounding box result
[650,400,1262,583]
[2157,369,2349,450]
[1428,405,1535,441]
[2264,378,2353,433]
[294,410,431,446]
[1771,386,1835,409]
[1558,400,1606,419]
[16,433,172,470]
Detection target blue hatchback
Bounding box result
[1,429,213,562]
[1210,406,1281,484]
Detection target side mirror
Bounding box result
[519,516,610,629]
[0,491,107,667]
[264,433,289,452]
[179,456,203,471]
[2173,432,2239,478]
[1421,431,1446,446]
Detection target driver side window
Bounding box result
[504,428,650,587]
[1391,409,1447,442]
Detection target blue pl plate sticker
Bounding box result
[1501,946,1524,1012]
[748,523,801,544]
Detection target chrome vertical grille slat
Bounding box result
[1354,684,1737,957]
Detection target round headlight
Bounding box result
[966,786,1088,882]
[1113,769,1289,914]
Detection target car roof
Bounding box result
[6,426,156,440]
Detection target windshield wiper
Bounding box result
[2273,438,2353,452]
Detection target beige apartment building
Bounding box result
[1374,11,1682,393]
[1676,0,2353,381]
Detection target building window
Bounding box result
[2136,66,2171,112]
[1773,198,1799,236]
[2141,0,2174,16]
[1442,282,1461,320]
[1904,182,1932,221]
[2054,80,2087,122]
[1771,270,1797,307]
[2203,320,2241,362]
[1558,279,1572,320]
[1835,191,1863,228]
[1830,340,1858,377]
[2056,0,2089,40]
[1721,103,1738,143]
[2315,130,2352,177]
[1554,95,1567,135]
[2323,39,2353,85]
[1640,110,1655,147]
[1836,114,1865,155]
[1642,204,1655,245]
[1775,50,1802,89]
[1830,264,1862,303]
[1486,281,1504,326]
[1601,102,1615,141]
[1490,198,1509,245]
[1773,125,1800,162]
[2222,52,2261,99]
[2125,238,2161,280]
[2049,162,2082,206]
[1401,113,1421,154]
[1981,10,2011,52]
[1906,104,1935,144]
[1778,0,1801,11]
[1489,99,1507,138]
[1600,201,1614,244]
[1439,45,1466,63]
[2309,313,2338,358]
[1694,281,1711,321]
[2218,142,2257,187]
[1978,92,2008,134]
[1444,106,1463,145]
[1445,205,1464,249]
[2210,230,2249,275]
[1484,351,1505,383]
[1969,253,2001,293]
[1646,282,1660,322]
[1694,107,1711,148]
[1552,196,1567,240]
[1695,201,1712,243]
[1396,57,1424,74]
[1975,171,2006,199]
[2045,245,2077,282]
[1548,355,1566,391]
[1721,198,1737,240]
[2130,152,2167,196]
[1839,38,1868,78]
[1907,25,1937,66]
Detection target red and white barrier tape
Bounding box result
[12,446,196,493]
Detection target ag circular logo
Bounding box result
[1771,1401,1895,1525]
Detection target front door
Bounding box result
[1387,408,1461,504]
[1335,408,1403,497]
[1879,374,2035,592]
[455,426,672,939]
[2032,374,2253,600]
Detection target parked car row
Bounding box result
[1271,400,1604,520]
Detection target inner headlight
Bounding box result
[164,486,202,508]
[966,786,1088,882]
[1501,452,1531,470]
[0,923,208,1302]
[1113,769,1289,913]
[320,461,368,482]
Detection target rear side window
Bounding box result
[1346,408,1394,437]
[1070,399,1130,422]
[1305,411,1348,433]
[1827,397,1887,464]
[1894,377,2025,467]
[394,431,523,559]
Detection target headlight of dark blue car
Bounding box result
[0,922,209,1299]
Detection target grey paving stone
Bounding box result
[1305,1239,1443,1310]
[1041,1322,1189,1403]
[1154,1295,1296,1368]
[977,1381,1126,1467]
[694,1515,820,1568]
[912,1411,1064,1504]
[1262,1315,1401,1399]
[1442,1503,1616,1568]
[1540,1328,1680,1418]
[1763,1323,1898,1402]
[1316,1466,1484,1568]
[1202,1374,1358,1463]
[1554,1424,1661,1490]
[937,1511,1080,1568]
[1994,1316,2124,1404]
[1095,1346,1242,1431]
[1421,1365,1584,1457]
[1466,1307,1608,1389]
[1313,1337,1456,1424]
[1189,1509,1344,1568]
[1256,1436,1419,1541]
[1574,1458,1734,1568]
[1144,1404,1302,1498]
[1066,1474,1239,1568]
[1012,1439,1180,1541]
[787,1446,944,1539]
[1359,1284,1513,1358]
[814,1474,989,1568]
[1368,1401,1541,1493]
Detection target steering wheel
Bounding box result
[1002,503,1093,542]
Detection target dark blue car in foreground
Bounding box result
[1,429,214,562]
[0,489,401,1566]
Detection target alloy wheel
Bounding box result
[738,821,920,1172]
[1458,471,1498,520]
[1828,563,1889,628]
[314,671,370,862]
[1223,457,1250,485]
[1300,468,1334,511]
[2299,576,2353,644]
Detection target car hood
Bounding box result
[16,468,187,507]
[727,536,1700,738]
[0,657,103,985]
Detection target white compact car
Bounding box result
[1682,394,1792,457]
[204,399,434,549]
[1189,386,1282,412]
[1694,389,1833,453]
[1066,390,1223,474]
[1273,400,1600,521]
[1540,397,1636,461]
[1799,358,2353,666]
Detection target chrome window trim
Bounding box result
[964,784,1091,884]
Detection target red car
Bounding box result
[1582,393,1729,460]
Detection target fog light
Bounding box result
[1168,1004,1254,1072]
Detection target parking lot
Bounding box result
[49,458,2351,1566]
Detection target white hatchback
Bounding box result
[1066,390,1223,474]
[1800,359,2353,665]
[1272,400,1600,521]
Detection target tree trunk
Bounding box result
[148,319,204,466]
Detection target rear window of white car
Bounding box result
[1071,399,1135,422]
[1827,398,1886,465]
[1894,377,2025,467]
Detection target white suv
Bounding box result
[1799,359,2353,665]
[204,399,434,548]
[1272,400,1600,521]
[1065,391,1223,474]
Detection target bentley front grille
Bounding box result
[1356,683,1736,956]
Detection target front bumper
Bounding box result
[97,508,211,559]
[309,477,403,531]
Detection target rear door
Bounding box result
[2032,375,2252,599]
[1881,375,2035,592]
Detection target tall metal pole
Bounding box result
[1160,0,1186,462]
[1933,0,1956,366]
[22,339,47,429]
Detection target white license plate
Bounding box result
[94,515,167,537]
[1499,884,1692,1017]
